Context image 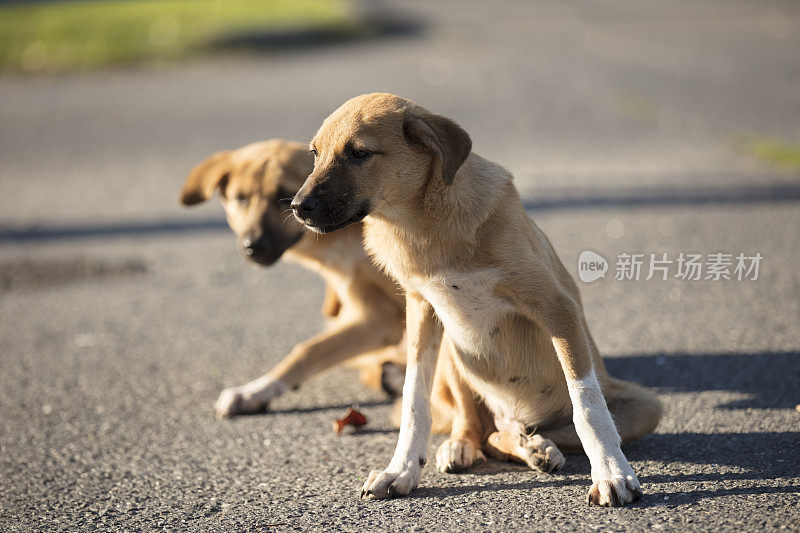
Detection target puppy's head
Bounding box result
[292,93,472,233]
[180,140,313,265]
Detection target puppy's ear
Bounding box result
[179,151,232,206]
[403,108,472,185]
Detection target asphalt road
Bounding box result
[1,0,799,530]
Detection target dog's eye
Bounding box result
[309,148,318,158]
[235,194,249,207]
[348,147,372,161]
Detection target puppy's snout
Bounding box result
[291,194,320,218]
[240,235,282,265]
[241,238,257,256]
[242,237,269,256]
[291,177,366,233]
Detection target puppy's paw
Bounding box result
[214,377,287,419]
[214,387,266,419]
[520,435,565,473]
[435,438,486,473]
[360,465,421,500]
[587,475,642,507]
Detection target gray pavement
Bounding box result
[1,0,799,530]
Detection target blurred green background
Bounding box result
[0,0,358,72]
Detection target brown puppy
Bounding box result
[179,140,409,418]
[293,94,662,506]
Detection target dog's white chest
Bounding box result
[409,268,512,354]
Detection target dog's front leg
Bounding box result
[215,318,393,418]
[361,292,442,499]
[549,311,642,506]
[505,274,642,507]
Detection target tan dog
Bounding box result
[179,140,409,417]
[293,94,663,506]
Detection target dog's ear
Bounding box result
[403,108,472,185]
[179,151,232,206]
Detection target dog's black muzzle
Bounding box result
[291,186,370,234]
[240,231,301,266]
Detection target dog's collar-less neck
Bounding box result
[364,153,512,276]
[399,153,511,244]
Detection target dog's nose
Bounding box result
[241,238,256,256]
[242,238,269,257]
[291,194,319,217]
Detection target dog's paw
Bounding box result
[214,377,287,419]
[435,438,486,473]
[520,435,565,473]
[214,387,267,419]
[360,466,421,500]
[587,475,643,507]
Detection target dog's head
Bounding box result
[180,140,313,265]
[292,93,472,233]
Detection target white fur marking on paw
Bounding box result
[214,375,288,418]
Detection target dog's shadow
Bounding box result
[267,399,393,416]
[604,350,799,410]
[625,430,800,506]
[612,351,800,505]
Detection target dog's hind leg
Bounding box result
[434,339,488,473]
[483,430,565,473]
[539,378,663,453]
